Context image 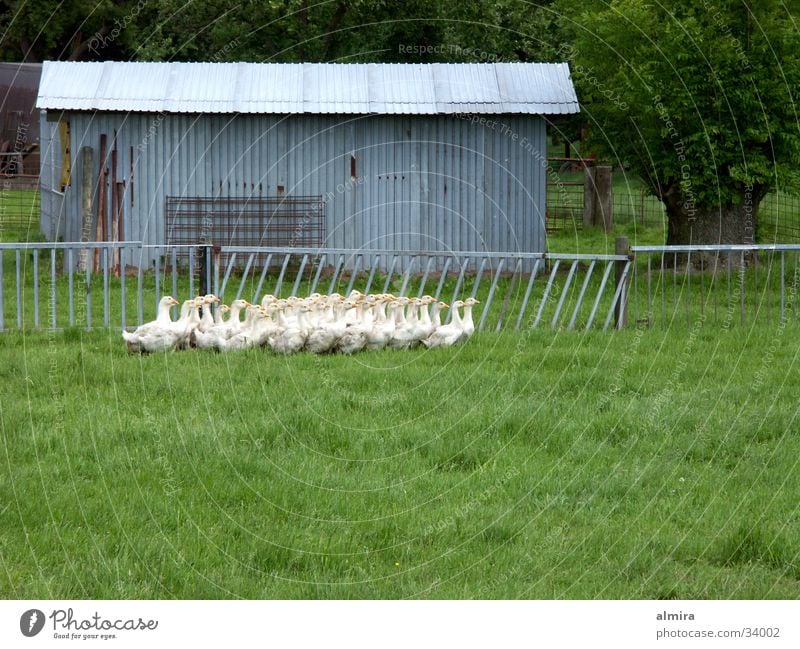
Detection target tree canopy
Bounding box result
[3,0,799,243]
[1,1,564,64]
[560,0,800,243]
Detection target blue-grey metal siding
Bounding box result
[55,112,546,268]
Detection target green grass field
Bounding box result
[1,327,799,599]
[1,186,799,599]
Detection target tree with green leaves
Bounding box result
[561,0,800,245]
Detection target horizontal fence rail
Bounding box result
[0,241,630,334]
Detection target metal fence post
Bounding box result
[615,236,630,329]
[200,245,208,296]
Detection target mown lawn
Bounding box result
[1,327,799,599]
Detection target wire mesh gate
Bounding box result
[165,195,325,258]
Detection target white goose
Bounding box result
[194,298,249,346]
[269,304,312,354]
[364,296,397,351]
[337,299,372,354]
[422,300,464,348]
[192,305,230,350]
[459,297,480,343]
[306,298,350,354]
[197,294,220,333]
[389,297,424,349]
[121,296,185,353]
[220,304,264,351]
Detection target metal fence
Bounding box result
[629,244,800,329]
[0,241,630,334]
[5,240,799,335]
[545,161,666,232]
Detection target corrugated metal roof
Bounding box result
[36,61,579,115]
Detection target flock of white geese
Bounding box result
[122,291,480,354]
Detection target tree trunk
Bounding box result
[663,189,760,270]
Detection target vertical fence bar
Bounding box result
[137,256,144,326]
[673,252,677,322]
[685,251,691,328]
[120,247,127,330]
[85,254,92,330]
[633,257,638,326]
[399,256,416,296]
[551,260,577,328]
[219,253,237,300]
[213,248,220,299]
[345,254,363,297]
[292,254,309,297]
[700,254,705,323]
[766,251,772,327]
[754,249,760,325]
[188,247,195,299]
[382,256,398,294]
[793,251,798,324]
[567,260,596,331]
[418,257,435,297]
[364,255,380,295]
[780,251,785,324]
[479,258,505,331]
[604,261,631,331]
[254,254,273,301]
[103,247,110,327]
[740,250,745,326]
[646,256,652,326]
[469,258,488,300]
[15,249,21,329]
[532,260,560,328]
[32,249,39,329]
[727,252,732,323]
[154,251,161,310]
[50,248,57,330]
[309,254,324,295]
[433,257,451,302]
[171,247,178,302]
[586,261,615,330]
[447,257,471,324]
[515,259,541,330]
[712,253,719,324]
[328,255,345,295]
[274,253,292,296]
[68,249,74,326]
[235,253,256,301]
[660,253,665,329]
[496,259,521,332]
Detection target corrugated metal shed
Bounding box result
[38,61,575,269]
[41,112,548,266]
[37,61,579,115]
